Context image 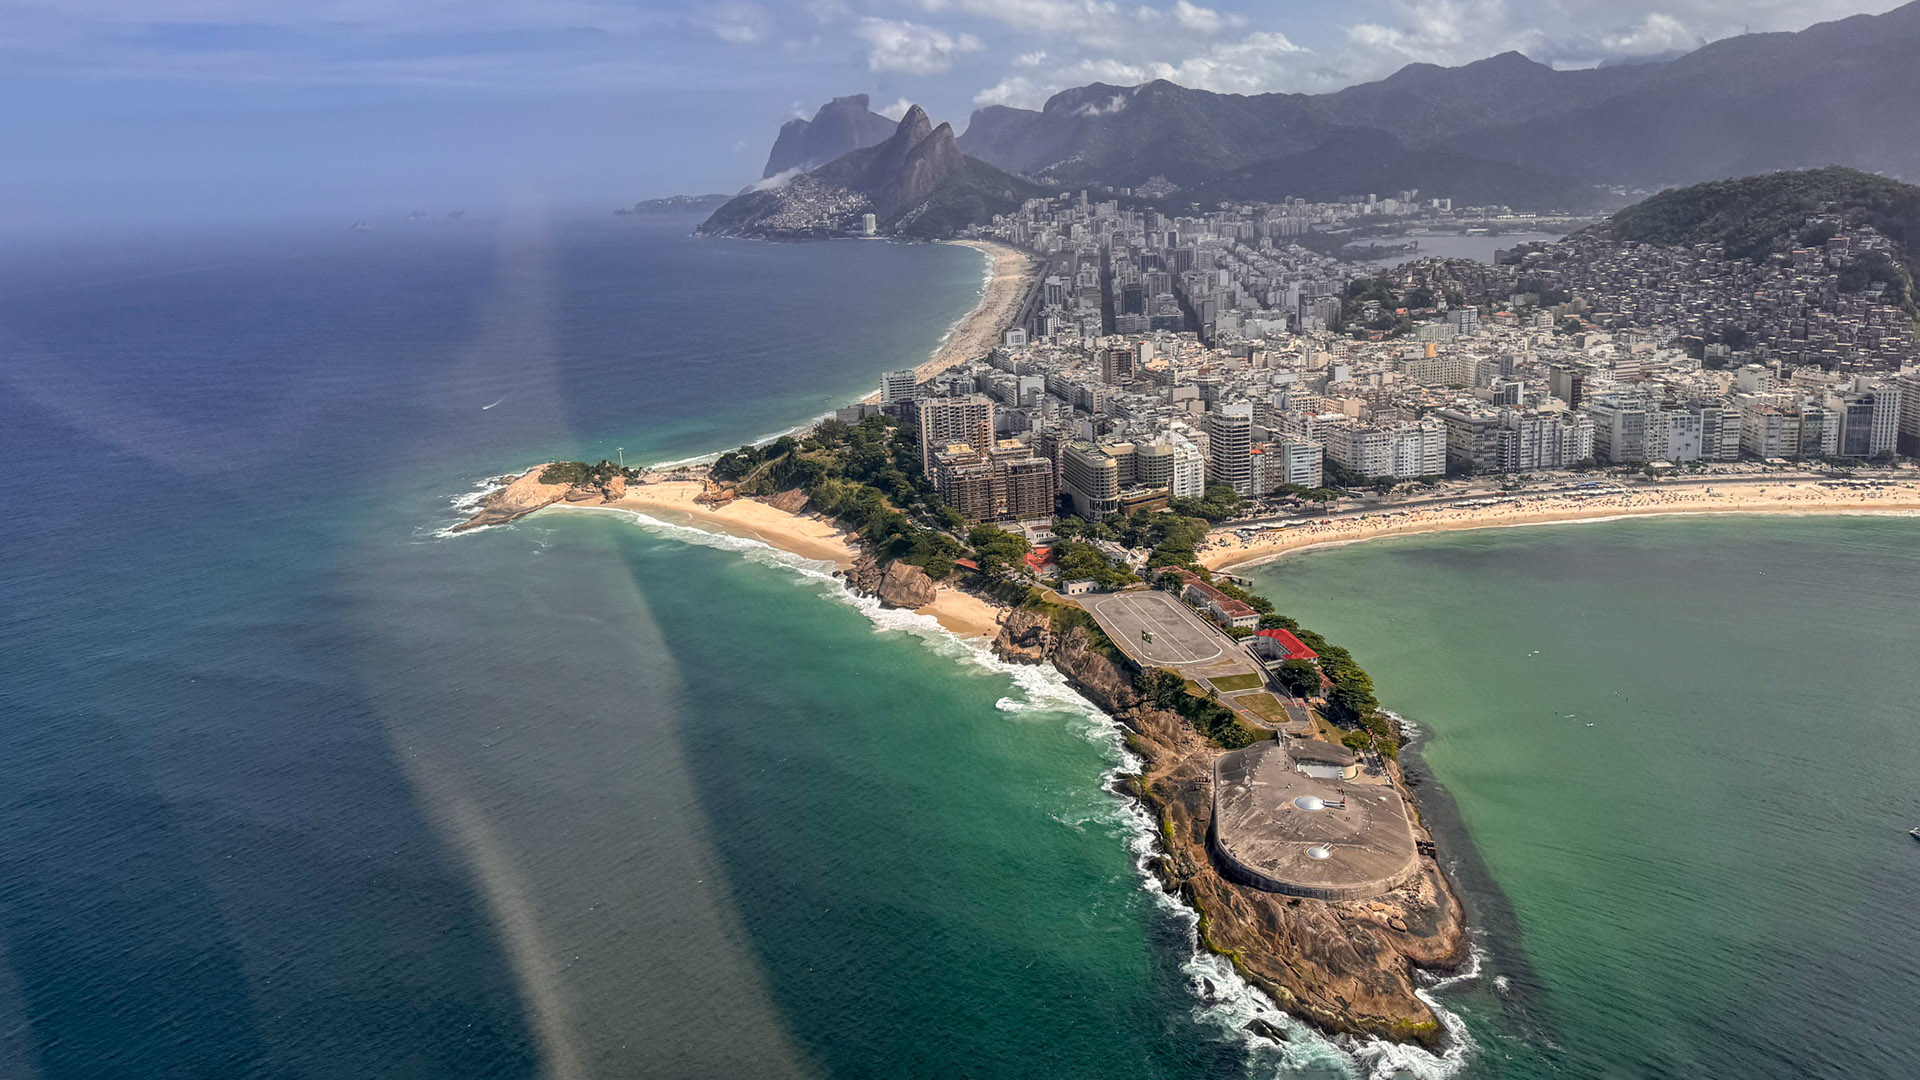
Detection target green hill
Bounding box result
[1609,167,1920,314]
[1610,167,1920,266]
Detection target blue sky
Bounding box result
[0,0,1901,231]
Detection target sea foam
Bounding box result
[462,494,1482,1079]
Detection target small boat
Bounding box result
[1910,827,1920,842]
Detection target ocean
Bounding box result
[1245,519,1920,1078]
[0,214,1379,1080]
[5,215,1914,1080]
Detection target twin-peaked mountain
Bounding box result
[761,94,899,179]
[704,1,1920,232]
[701,105,1041,240]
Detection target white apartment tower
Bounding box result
[918,395,995,474]
[1204,403,1255,495]
[879,369,918,406]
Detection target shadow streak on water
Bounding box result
[0,440,543,1079]
[1395,726,1559,1067]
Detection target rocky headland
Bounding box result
[992,608,1467,1047]
[453,463,637,531]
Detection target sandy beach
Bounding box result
[1201,479,1920,570]
[555,481,1005,640]
[860,239,1040,404]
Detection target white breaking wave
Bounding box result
[423,475,522,541]
[461,492,1482,1079]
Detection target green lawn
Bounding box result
[1207,673,1266,693]
[1238,693,1292,723]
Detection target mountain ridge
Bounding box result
[702,106,1043,241]
[763,94,899,179]
[953,2,1920,202]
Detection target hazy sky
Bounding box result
[0,0,1903,231]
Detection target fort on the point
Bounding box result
[1209,740,1421,901]
[1082,588,1423,902]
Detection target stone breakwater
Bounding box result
[991,608,1467,1047]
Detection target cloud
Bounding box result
[959,0,1893,115]
[875,96,915,120]
[1601,13,1704,55]
[749,166,803,191]
[855,17,982,74]
[973,29,1309,107]
[690,1,774,45]
[912,0,1247,53]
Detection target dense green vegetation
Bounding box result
[1168,483,1244,523]
[709,416,970,578]
[538,460,636,487]
[1136,669,1264,750]
[1275,658,1320,698]
[1609,167,1920,316]
[965,524,1031,576]
[1051,539,1139,591]
[1056,507,1215,569]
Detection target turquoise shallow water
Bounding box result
[15,213,1911,1079]
[1,216,1415,1079]
[1247,517,1920,1078]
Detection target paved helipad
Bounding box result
[1084,591,1226,667]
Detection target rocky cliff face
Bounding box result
[763,94,899,178]
[859,108,964,216]
[996,620,1467,1048]
[992,607,1057,664]
[703,103,1036,240]
[844,555,938,609]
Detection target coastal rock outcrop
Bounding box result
[998,621,1467,1048]
[990,608,1056,664]
[763,488,813,515]
[455,465,628,531]
[455,466,576,530]
[845,555,938,609]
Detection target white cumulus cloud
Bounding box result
[973,28,1309,107]
[690,1,774,44]
[856,17,982,74]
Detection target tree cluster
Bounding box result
[1135,669,1264,750]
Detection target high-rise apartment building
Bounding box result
[1060,441,1121,520]
[918,395,995,474]
[879,369,918,406]
[1255,440,1323,490]
[1204,403,1254,495]
[1325,421,1444,479]
[1587,396,1648,464]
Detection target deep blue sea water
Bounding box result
[11,213,1912,1080]
[1,216,1403,1080]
